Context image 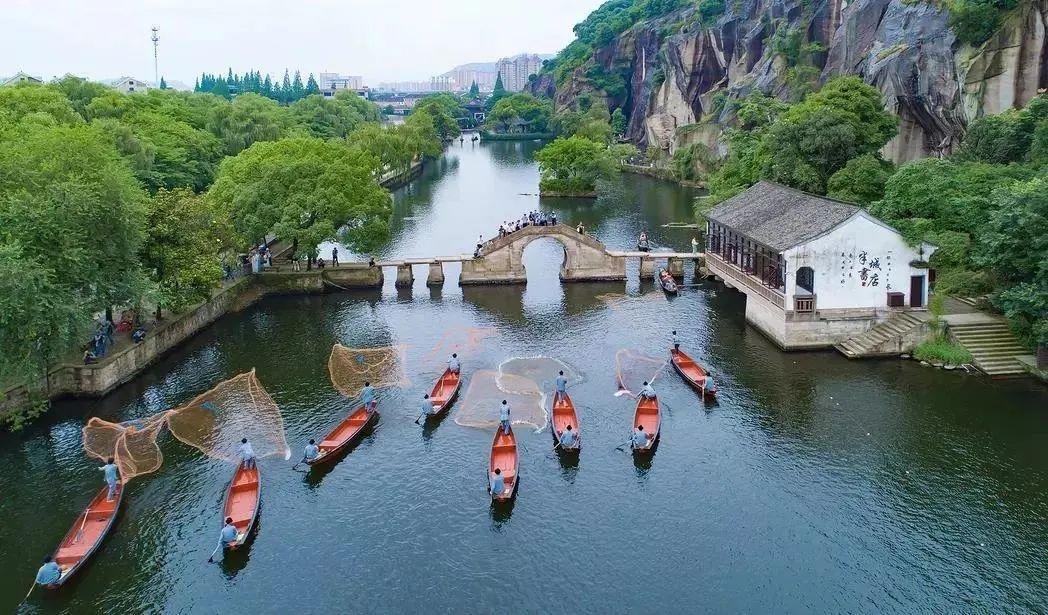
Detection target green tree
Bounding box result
[292,70,305,101]
[289,95,369,139]
[826,154,895,204]
[487,72,508,110]
[414,94,463,140]
[280,69,293,104]
[534,135,629,194]
[611,107,627,135]
[0,84,82,127]
[142,188,231,318]
[160,77,168,89]
[122,110,223,191]
[206,93,289,156]
[486,93,553,133]
[306,73,320,94]
[50,76,111,119]
[957,109,1035,164]
[469,80,480,99]
[209,138,392,264]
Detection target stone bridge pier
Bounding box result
[460,224,626,285]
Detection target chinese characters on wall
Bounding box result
[840,250,893,289]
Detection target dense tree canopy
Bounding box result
[534,135,633,194]
[206,93,289,156]
[413,94,463,140]
[486,93,553,133]
[289,92,381,140]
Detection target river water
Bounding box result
[3,140,1046,614]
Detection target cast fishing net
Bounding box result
[497,357,583,394]
[454,369,545,430]
[615,349,667,397]
[165,370,291,462]
[328,343,409,398]
[82,413,167,483]
[423,326,497,366]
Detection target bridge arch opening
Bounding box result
[521,236,567,307]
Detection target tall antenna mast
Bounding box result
[151,27,160,86]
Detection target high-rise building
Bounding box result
[318,73,363,90]
[495,54,543,92]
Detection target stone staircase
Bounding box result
[948,321,1028,377]
[835,312,928,358]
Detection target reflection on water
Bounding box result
[1,142,1046,613]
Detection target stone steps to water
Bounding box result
[948,321,1028,377]
[834,312,925,358]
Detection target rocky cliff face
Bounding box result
[532,0,1048,163]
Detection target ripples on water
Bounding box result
[2,142,1046,614]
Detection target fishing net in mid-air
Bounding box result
[615,349,667,397]
[82,413,168,483]
[454,370,545,430]
[165,370,291,462]
[423,326,497,366]
[498,357,583,394]
[328,343,409,398]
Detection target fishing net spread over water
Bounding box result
[498,357,583,394]
[166,370,291,462]
[454,370,545,430]
[83,413,167,483]
[329,343,409,398]
[615,349,667,396]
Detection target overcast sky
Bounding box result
[3,0,605,86]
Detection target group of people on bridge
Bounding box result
[475,210,569,257]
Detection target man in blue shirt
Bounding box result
[499,400,511,435]
[420,393,435,417]
[490,468,505,497]
[672,330,680,351]
[35,555,61,586]
[559,424,577,449]
[303,439,320,463]
[237,438,256,469]
[220,517,239,548]
[554,370,568,403]
[448,353,460,374]
[99,457,119,501]
[361,382,377,413]
[631,425,650,449]
[639,381,656,399]
[703,372,715,396]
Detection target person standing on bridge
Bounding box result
[692,236,699,254]
[332,247,339,267]
[551,213,557,226]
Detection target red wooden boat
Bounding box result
[427,368,461,417]
[307,405,379,467]
[221,462,260,550]
[632,395,660,453]
[550,392,580,451]
[670,348,717,399]
[488,426,519,502]
[49,482,125,586]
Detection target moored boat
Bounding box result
[307,405,379,467]
[221,462,260,550]
[670,348,717,400]
[427,368,461,418]
[488,425,519,502]
[550,392,580,452]
[49,482,125,586]
[631,395,660,453]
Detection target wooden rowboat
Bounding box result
[632,395,660,453]
[427,368,461,418]
[307,405,379,467]
[221,462,260,550]
[550,392,580,452]
[670,348,717,400]
[657,268,678,295]
[49,482,125,586]
[489,425,519,502]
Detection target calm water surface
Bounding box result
[2,140,1046,614]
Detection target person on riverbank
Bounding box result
[631,425,649,449]
[220,517,238,548]
[448,353,460,374]
[292,253,301,272]
[576,223,585,234]
[489,468,505,496]
[99,457,119,501]
[640,381,656,399]
[499,400,511,435]
[692,236,699,254]
[35,556,61,587]
[559,424,576,448]
[238,438,256,469]
[331,247,339,267]
[554,370,567,402]
[303,439,319,463]
[361,382,377,413]
[672,331,680,351]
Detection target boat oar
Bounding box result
[73,507,91,544]
[19,579,36,606]
[207,542,222,563]
[290,455,307,471]
[414,412,426,425]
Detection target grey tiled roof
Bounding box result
[707,181,861,251]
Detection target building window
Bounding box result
[796,266,814,295]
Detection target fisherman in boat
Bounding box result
[639,381,656,399]
[303,439,320,463]
[489,468,505,496]
[220,517,239,548]
[631,425,649,449]
[35,555,62,587]
[238,438,256,469]
[702,371,715,397]
[420,393,435,417]
[99,457,119,502]
[499,400,511,435]
[554,370,568,402]
[560,424,577,449]
[672,330,680,351]
[448,353,460,374]
[361,382,377,413]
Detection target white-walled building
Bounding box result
[318,73,363,90]
[1,71,43,87]
[705,181,936,349]
[110,76,152,93]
